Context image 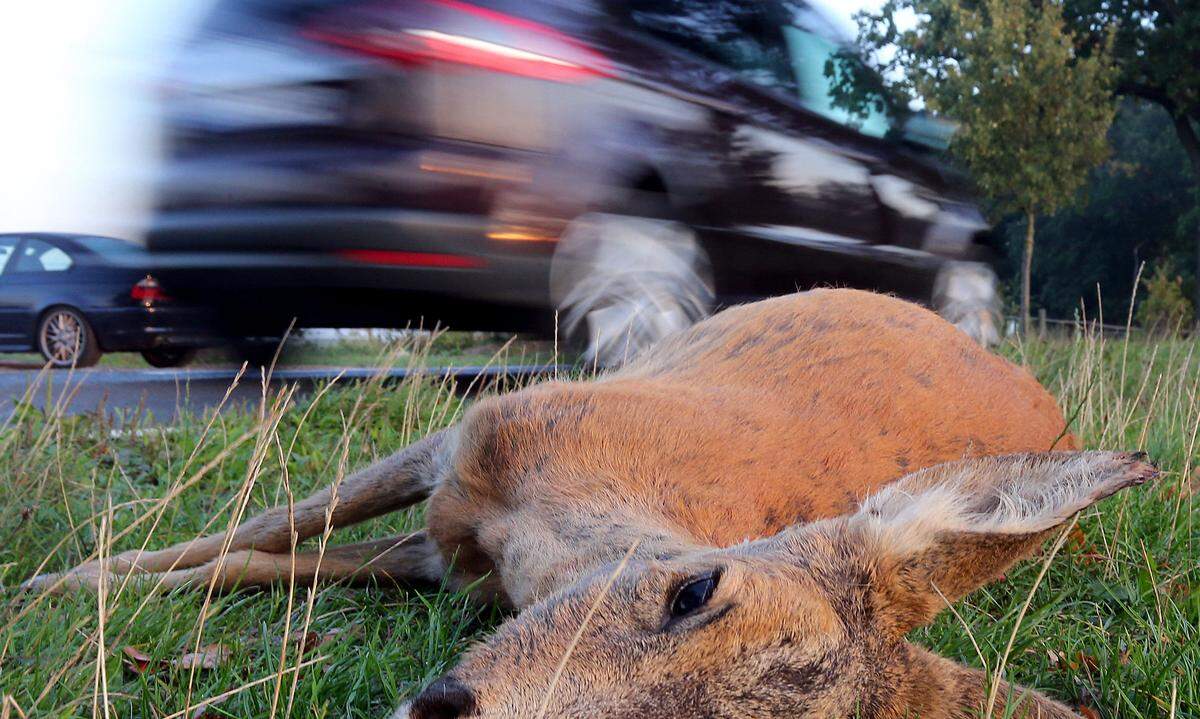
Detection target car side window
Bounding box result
[0,238,18,275]
[781,23,893,138]
[626,0,797,93]
[13,239,73,273]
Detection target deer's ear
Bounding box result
[848,451,1155,636]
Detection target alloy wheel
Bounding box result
[40,310,86,366]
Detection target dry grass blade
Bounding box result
[90,504,112,719]
[984,519,1077,719]
[285,392,369,717]
[161,655,327,719]
[182,384,297,714]
[535,539,641,719]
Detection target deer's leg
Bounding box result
[49,531,448,593]
[25,429,451,593]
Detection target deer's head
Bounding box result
[398,451,1154,719]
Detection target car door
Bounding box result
[611,1,832,299]
[771,11,953,296]
[716,2,902,296]
[613,1,891,301]
[3,238,78,347]
[0,237,29,347]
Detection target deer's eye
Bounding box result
[670,572,719,618]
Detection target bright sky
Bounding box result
[0,0,213,236]
[0,0,876,237]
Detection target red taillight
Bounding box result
[305,0,614,83]
[131,275,169,304]
[336,249,485,268]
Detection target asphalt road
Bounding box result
[0,364,563,424]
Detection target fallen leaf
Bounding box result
[1046,649,1067,669]
[190,696,227,719]
[1076,651,1099,673]
[1078,706,1101,719]
[296,631,321,658]
[1185,468,1200,497]
[294,626,355,657]
[121,646,154,674]
[1167,579,1193,599]
[171,644,231,671]
[1067,526,1088,551]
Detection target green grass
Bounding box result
[0,329,1196,717]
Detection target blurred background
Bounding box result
[0,1,207,237]
[0,0,1195,384]
[0,0,874,234]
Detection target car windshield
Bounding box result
[764,1,895,138]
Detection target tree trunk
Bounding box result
[1021,212,1036,335]
[1167,112,1200,319]
[1192,182,1200,326]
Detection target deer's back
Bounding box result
[434,290,1074,553]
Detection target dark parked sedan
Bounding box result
[0,234,209,368]
[150,0,1000,365]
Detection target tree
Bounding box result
[1058,0,1200,314]
[992,99,1194,322]
[837,0,1116,332]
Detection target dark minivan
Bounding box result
[150,0,999,364]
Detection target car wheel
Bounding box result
[933,261,1001,346]
[550,212,714,368]
[141,348,198,368]
[37,307,102,368]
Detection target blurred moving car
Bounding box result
[150,0,1000,365]
[0,234,208,368]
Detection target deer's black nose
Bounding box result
[409,677,476,719]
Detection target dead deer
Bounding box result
[29,289,1155,719]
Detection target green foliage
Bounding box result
[851,0,1117,218]
[1135,261,1195,333]
[1062,0,1200,145]
[992,99,1194,321]
[1061,0,1200,306]
[841,0,1123,330]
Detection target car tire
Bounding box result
[550,212,714,369]
[37,306,102,368]
[933,261,1001,346]
[141,348,198,368]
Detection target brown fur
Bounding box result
[29,290,1154,719]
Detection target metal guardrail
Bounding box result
[0,364,576,422]
[1006,311,1134,338]
[52,363,572,385]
